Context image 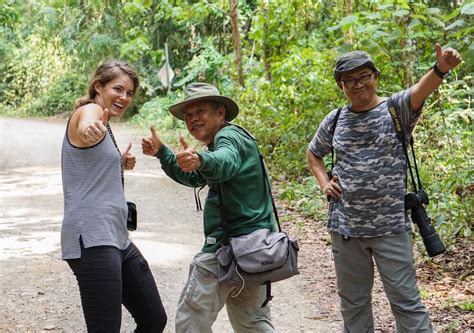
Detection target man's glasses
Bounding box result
[340,72,374,88]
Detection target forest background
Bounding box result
[0,0,472,322]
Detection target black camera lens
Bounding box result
[411,204,446,257]
[423,232,446,257]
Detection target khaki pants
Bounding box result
[331,231,433,333]
[175,252,275,333]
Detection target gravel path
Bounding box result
[3,117,468,333]
[0,117,340,332]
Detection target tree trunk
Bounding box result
[262,0,271,81]
[150,0,159,50]
[230,0,245,87]
[344,0,353,44]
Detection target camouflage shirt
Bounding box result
[309,89,421,237]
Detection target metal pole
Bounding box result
[164,42,170,94]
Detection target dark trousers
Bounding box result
[67,241,167,333]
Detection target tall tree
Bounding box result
[262,0,271,81]
[230,0,244,87]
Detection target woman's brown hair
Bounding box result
[75,60,139,109]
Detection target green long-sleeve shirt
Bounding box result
[157,124,275,253]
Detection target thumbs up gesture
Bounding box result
[83,108,109,143]
[176,135,201,172]
[142,126,163,156]
[122,143,136,170]
[435,43,462,74]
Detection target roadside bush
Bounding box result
[133,91,185,132]
[26,72,84,116]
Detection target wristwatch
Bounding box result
[432,62,450,79]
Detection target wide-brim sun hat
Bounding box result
[333,50,380,81]
[169,82,239,121]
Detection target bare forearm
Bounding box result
[307,149,342,199]
[307,149,329,189]
[410,68,443,111]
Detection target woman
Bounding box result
[61,60,167,332]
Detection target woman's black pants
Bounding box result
[67,241,167,332]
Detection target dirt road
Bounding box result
[0,117,341,332]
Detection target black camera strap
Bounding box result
[329,107,343,174]
[386,98,422,192]
[107,124,125,188]
[216,123,282,241]
[387,99,446,257]
[215,124,281,307]
[328,101,422,192]
[193,123,282,242]
[108,124,137,231]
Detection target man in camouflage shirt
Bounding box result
[307,44,461,332]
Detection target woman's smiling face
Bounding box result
[94,73,135,117]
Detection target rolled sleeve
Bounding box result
[391,88,423,137]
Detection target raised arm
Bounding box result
[410,43,462,112]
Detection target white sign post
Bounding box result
[158,42,174,93]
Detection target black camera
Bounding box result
[126,201,137,231]
[405,189,445,257]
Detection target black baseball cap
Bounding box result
[333,51,380,81]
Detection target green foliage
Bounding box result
[28,72,84,116]
[173,38,229,88]
[132,91,185,132]
[0,0,472,246]
[444,298,474,312]
[238,62,340,177]
[414,76,473,241]
[279,176,328,223]
[446,320,460,332]
[1,32,76,115]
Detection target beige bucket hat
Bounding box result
[169,82,239,121]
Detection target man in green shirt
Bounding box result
[142,82,275,332]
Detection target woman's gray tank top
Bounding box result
[61,122,130,259]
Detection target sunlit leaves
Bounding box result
[340,15,358,26]
[408,18,422,30]
[427,7,441,15]
[461,3,474,16]
[120,36,151,62]
[393,9,410,17]
[0,1,19,30]
[39,7,58,29]
[0,0,471,239]
[123,1,148,16]
[445,19,466,31]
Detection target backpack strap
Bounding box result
[328,107,343,174]
[219,123,282,234]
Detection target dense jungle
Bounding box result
[0,0,472,331]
